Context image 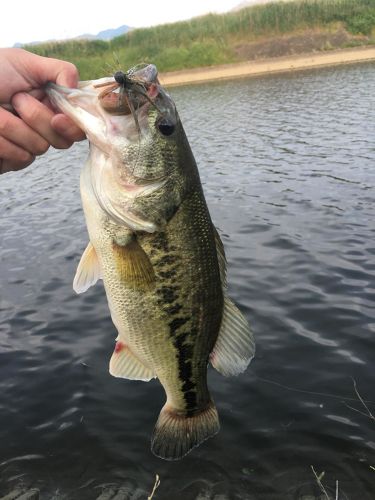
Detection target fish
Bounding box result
[46,64,255,460]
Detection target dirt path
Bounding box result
[159,46,375,87]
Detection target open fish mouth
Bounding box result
[84,64,160,119]
[46,64,161,136]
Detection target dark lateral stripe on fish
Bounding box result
[184,392,198,414]
[151,232,169,252]
[157,285,179,304]
[156,254,177,266]
[165,303,183,315]
[169,317,189,331]
[169,320,198,411]
[155,251,198,411]
[158,269,177,279]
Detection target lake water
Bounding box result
[0,62,374,499]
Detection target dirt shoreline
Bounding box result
[159,46,375,87]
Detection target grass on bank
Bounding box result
[26,0,375,78]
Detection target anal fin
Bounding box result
[210,296,255,377]
[109,341,156,382]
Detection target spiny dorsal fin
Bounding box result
[112,239,155,289]
[73,242,102,294]
[109,341,156,381]
[210,296,255,377]
[213,226,227,289]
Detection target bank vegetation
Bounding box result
[26,0,375,79]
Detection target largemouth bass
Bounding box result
[46,64,255,460]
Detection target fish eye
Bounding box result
[156,117,175,136]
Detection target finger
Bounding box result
[28,88,46,102]
[0,106,50,156]
[0,157,35,174]
[51,114,86,143]
[0,136,35,172]
[30,55,79,88]
[0,103,16,114]
[12,92,72,150]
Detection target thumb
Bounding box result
[28,52,79,88]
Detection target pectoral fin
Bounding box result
[112,239,155,289]
[110,341,156,381]
[73,242,102,294]
[210,296,255,376]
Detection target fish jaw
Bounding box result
[47,79,150,160]
[46,83,109,152]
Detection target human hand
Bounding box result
[0,48,86,174]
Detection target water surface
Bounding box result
[0,62,374,499]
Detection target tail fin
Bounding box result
[151,402,220,460]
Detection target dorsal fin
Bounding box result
[213,226,227,288]
[210,296,255,377]
[73,242,102,294]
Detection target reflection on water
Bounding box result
[0,62,374,499]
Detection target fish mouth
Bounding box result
[46,63,159,132]
[46,81,108,148]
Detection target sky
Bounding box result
[1,0,240,48]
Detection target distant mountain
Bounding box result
[75,25,132,41]
[14,24,131,47]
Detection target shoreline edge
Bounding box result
[159,46,375,87]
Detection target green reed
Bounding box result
[26,0,374,78]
